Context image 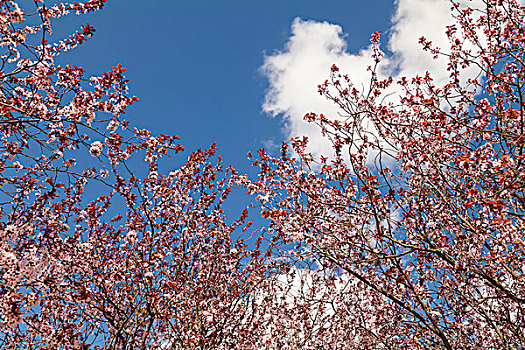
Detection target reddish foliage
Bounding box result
[1,0,525,349]
[0,1,277,349]
[248,0,525,348]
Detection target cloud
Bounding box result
[262,18,377,156]
[261,0,484,158]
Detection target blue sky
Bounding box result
[44,0,482,246]
[54,0,397,173]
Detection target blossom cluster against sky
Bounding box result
[53,0,467,171]
[52,0,391,169]
[262,0,464,157]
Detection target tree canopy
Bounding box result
[0,0,524,349]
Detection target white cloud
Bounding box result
[388,0,454,82]
[262,18,377,156]
[261,0,485,158]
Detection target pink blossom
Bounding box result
[89,141,103,157]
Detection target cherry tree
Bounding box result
[249,0,525,348]
[3,0,524,349]
[0,1,278,349]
